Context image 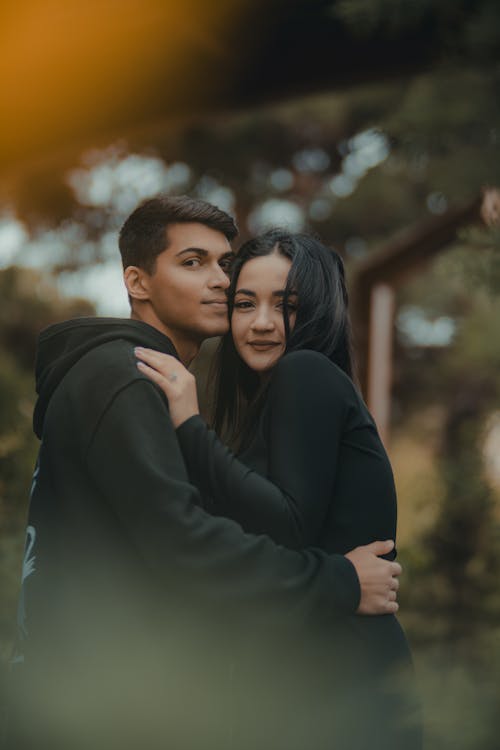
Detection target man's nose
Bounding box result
[209,264,230,290]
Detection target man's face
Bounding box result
[142,222,233,342]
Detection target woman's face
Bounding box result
[231,252,297,373]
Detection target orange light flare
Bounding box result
[0,0,251,168]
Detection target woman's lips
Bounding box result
[248,341,280,351]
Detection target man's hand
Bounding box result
[345,540,401,615]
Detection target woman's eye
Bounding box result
[277,302,297,312]
[182,258,201,267]
[234,301,253,310]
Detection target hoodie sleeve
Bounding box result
[176,351,350,548]
[85,377,360,624]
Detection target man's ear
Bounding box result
[124,266,151,302]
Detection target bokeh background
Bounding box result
[1,1,500,747]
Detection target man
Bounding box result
[12,196,400,749]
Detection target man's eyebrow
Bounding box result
[175,248,235,261]
[175,247,209,258]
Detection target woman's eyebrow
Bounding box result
[235,289,298,297]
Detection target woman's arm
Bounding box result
[137,348,352,548]
[179,351,353,548]
[177,414,305,547]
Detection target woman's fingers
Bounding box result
[136,360,169,389]
[135,348,187,393]
[135,347,199,428]
[134,348,179,376]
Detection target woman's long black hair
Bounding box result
[212,229,356,448]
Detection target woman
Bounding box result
[136,230,421,749]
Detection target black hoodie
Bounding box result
[12,316,360,748]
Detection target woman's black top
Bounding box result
[176,350,421,750]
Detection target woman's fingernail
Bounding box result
[135,347,144,355]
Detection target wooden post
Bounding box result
[367,283,395,446]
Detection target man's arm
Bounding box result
[86,378,397,621]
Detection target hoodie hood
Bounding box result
[33,317,177,438]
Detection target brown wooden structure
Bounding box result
[350,193,495,445]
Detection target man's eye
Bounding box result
[219,258,233,272]
[182,258,201,267]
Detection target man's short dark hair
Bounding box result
[119,195,238,272]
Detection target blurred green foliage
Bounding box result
[393,238,500,747]
[0,267,94,657]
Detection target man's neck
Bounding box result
[130,309,200,366]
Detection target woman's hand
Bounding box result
[135,348,200,428]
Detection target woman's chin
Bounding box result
[241,354,283,374]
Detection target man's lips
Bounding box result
[202,300,228,308]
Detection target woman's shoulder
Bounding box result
[273,350,351,381]
[270,350,356,400]
[270,351,374,429]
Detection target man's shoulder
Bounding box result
[48,339,169,453]
[69,338,144,391]
[35,319,176,443]
[58,338,167,427]
[81,336,141,367]
[37,316,176,406]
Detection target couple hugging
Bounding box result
[12,195,421,749]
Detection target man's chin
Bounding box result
[200,322,229,339]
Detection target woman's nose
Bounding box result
[251,308,274,330]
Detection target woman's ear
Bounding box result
[124,266,151,302]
